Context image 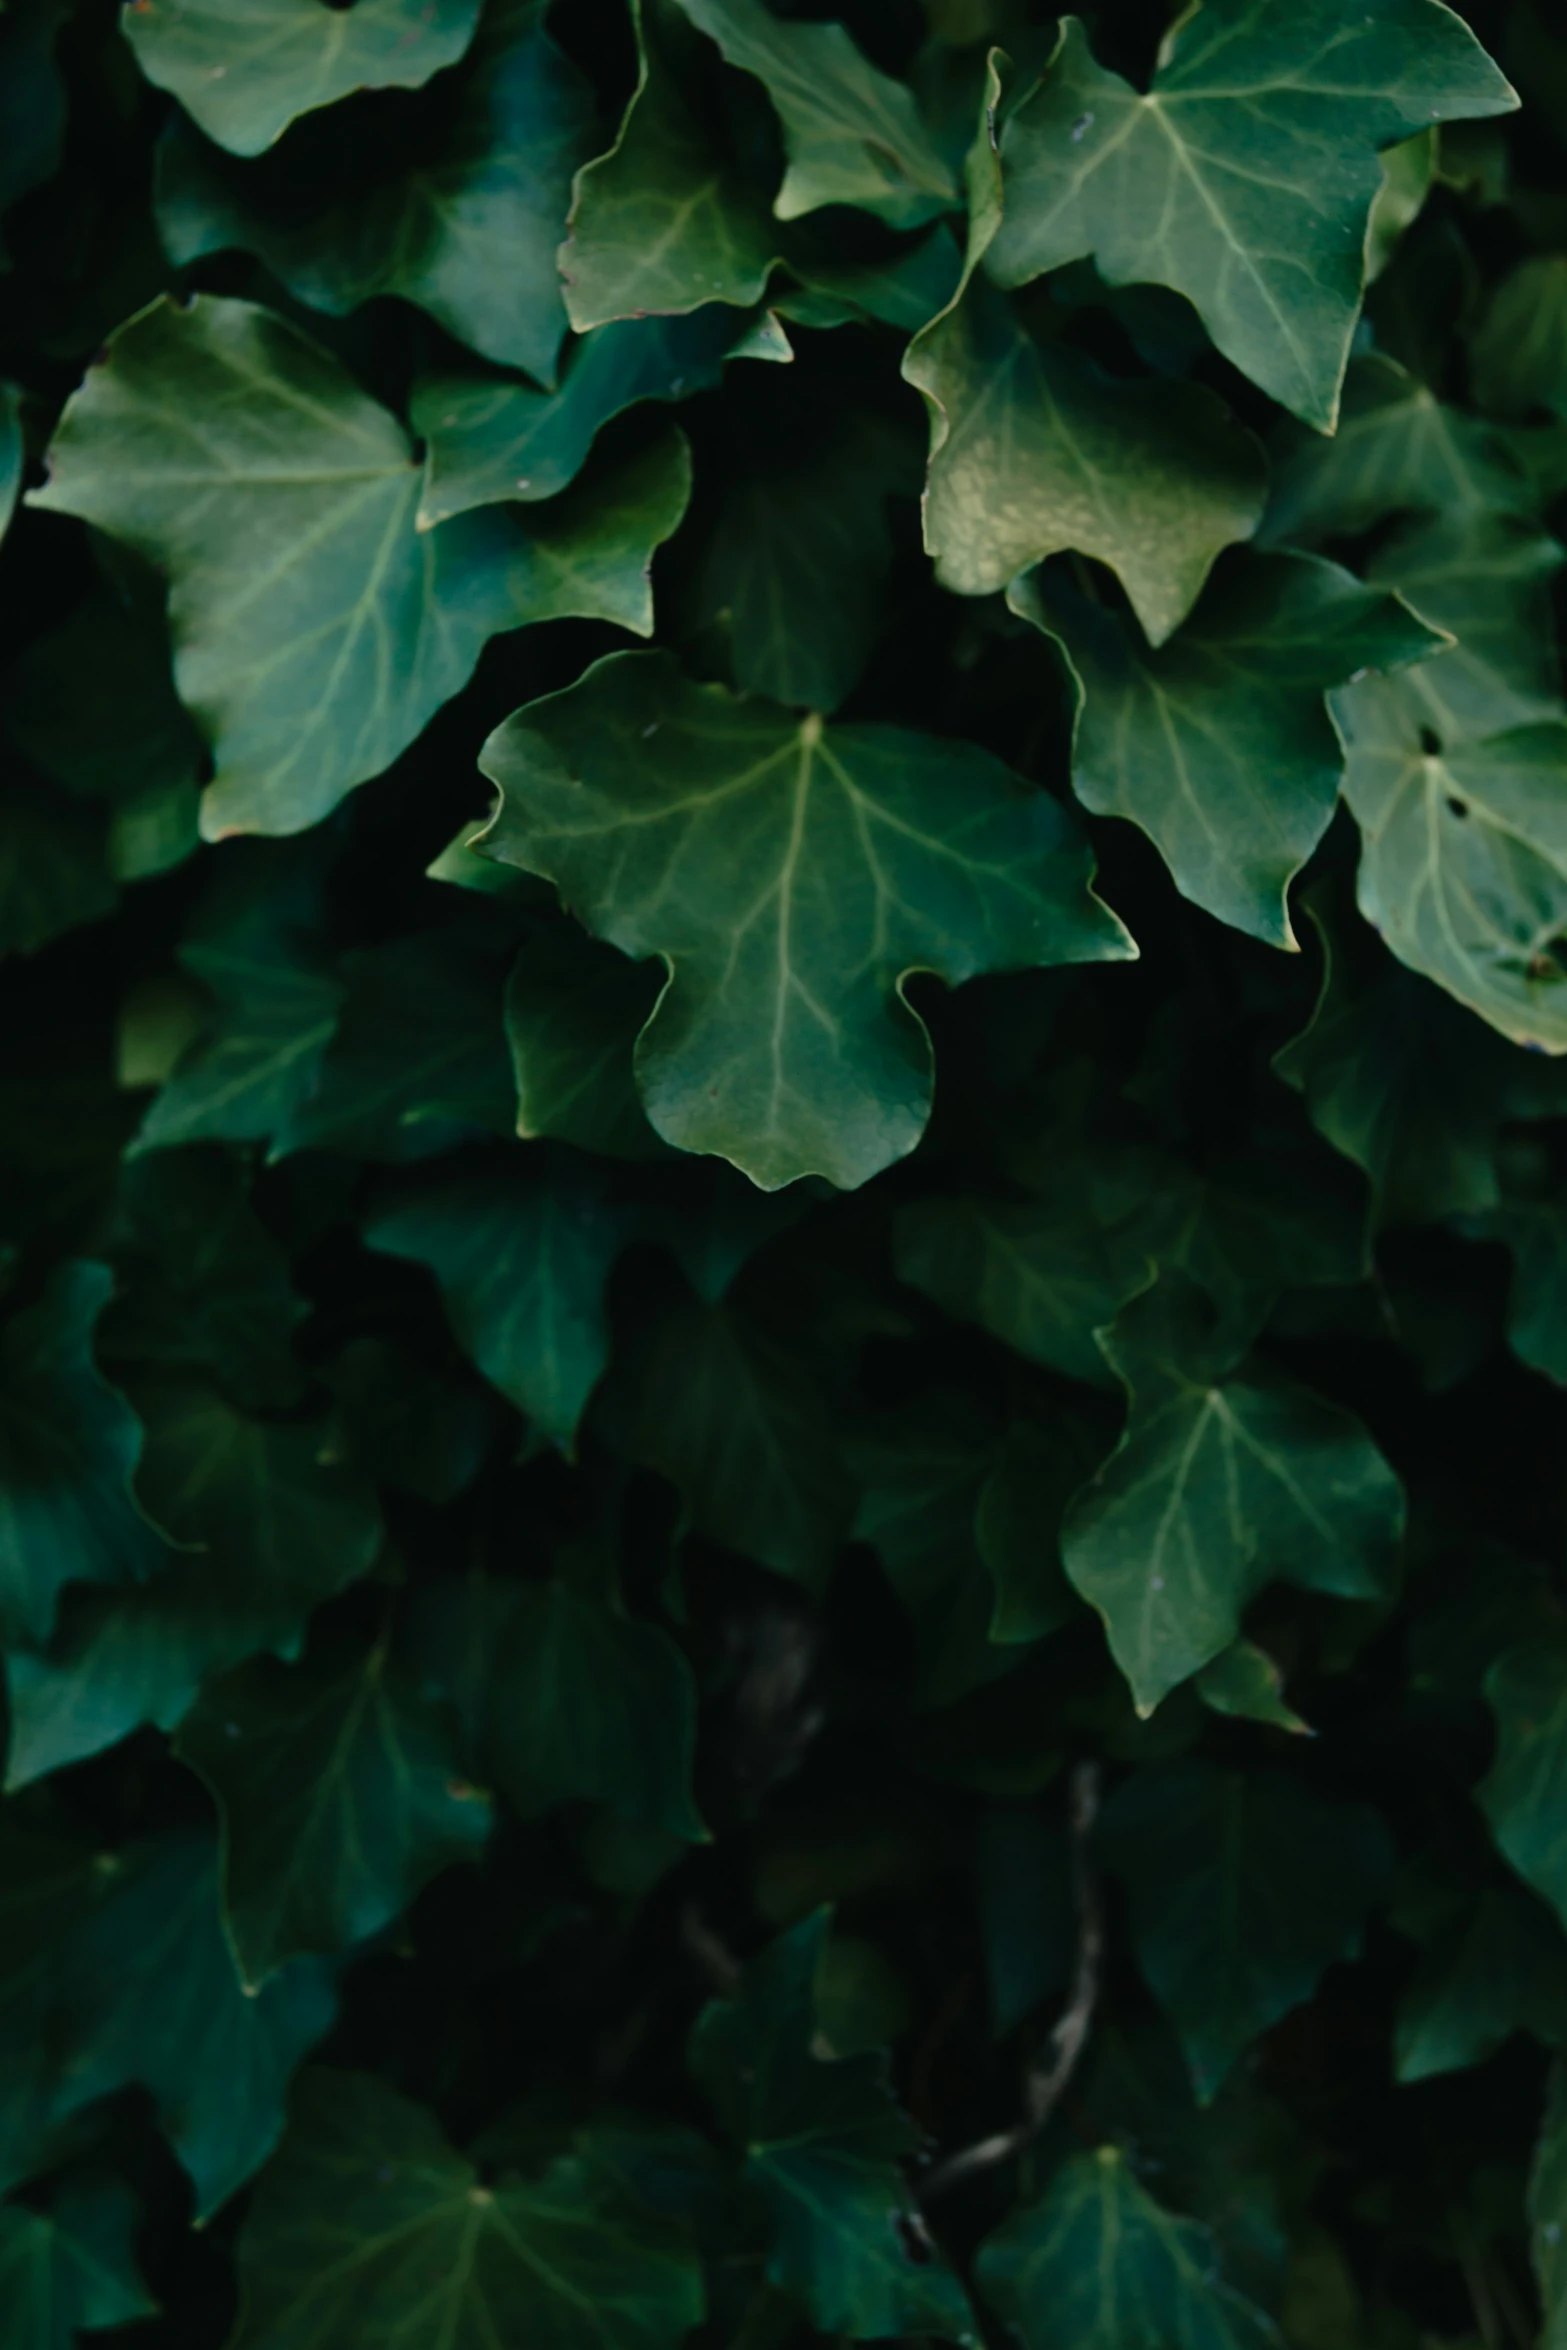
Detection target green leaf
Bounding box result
[476,649,1133,1190]
[1479,1637,1567,1935]
[986,4,1517,429]
[0,1827,336,2217]
[0,1262,164,1648]
[121,0,483,156]
[0,382,21,546]
[365,1153,634,1448]
[0,780,116,961]
[0,2181,157,2350]
[974,1411,1095,1645]
[903,71,1264,646]
[414,304,783,528]
[1008,552,1445,946]
[690,416,902,714]
[177,1642,489,1984]
[30,297,690,840]
[155,0,594,383]
[1338,713,1567,1053]
[1195,1639,1311,1737]
[1101,1762,1392,2100]
[483,1581,704,1839]
[976,2145,1280,2350]
[505,917,666,1161]
[1461,1194,1567,1384]
[1261,354,1535,547]
[559,0,780,331]
[1395,1881,1567,2082]
[612,1286,852,1589]
[274,928,516,1161]
[1,1378,386,1788]
[1469,255,1567,419]
[1531,2063,1567,2350]
[231,2068,704,2350]
[690,1912,973,2340]
[669,0,955,230]
[1063,1278,1404,1712]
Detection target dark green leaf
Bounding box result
[0,2180,157,2350]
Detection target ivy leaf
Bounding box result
[0,1262,164,1648]
[1261,353,1535,547]
[475,649,1134,1191]
[1195,1639,1312,1736]
[1395,1881,1567,2082]
[0,2180,157,2350]
[1349,511,1566,740]
[274,929,516,1162]
[414,305,786,528]
[893,1191,1148,1390]
[1101,1762,1392,2100]
[669,0,955,230]
[365,1152,634,1448]
[904,68,1263,647]
[482,1581,704,1839]
[1469,255,1567,420]
[155,0,594,384]
[986,3,1517,429]
[231,2068,704,2350]
[559,0,780,331]
[1338,712,1567,1053]
[121,0,482,155]
[612,1285,852,1590]
[1479,1638,1567,1934]
[1461,1194,1567,1384]
[505,916,666,1161]
[1063,1278,1404,1712]
[1008,552,1444,946]
[976,2145,1280,2350]
[176,1642,490,1985]
[30,297,690,840]
[690,1913,973,2340]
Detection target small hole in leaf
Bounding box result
[1420,727,1443,756]
[1446,796,1469,819]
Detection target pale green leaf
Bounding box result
[121,0,482,155]
[987,4,1517,429]
[231,2069,704,2350]
[476,649,1133,1191]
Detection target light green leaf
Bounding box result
[365,1153,634,1448]
[905,73,1260,645]
[613,1286,852,1590]
[1469,255,1567,419]
[476,649,1133,1191]
[6,1384,384,1788]
[559,0,780,331]
[232,2069,704,2350]
[986,4,1517,430]
[1063,1278,1404,1712]
[1531,2064,1567,2350]
[690,1913,973,2340]
[121,0,482,155]
[0,2181,157,2350]
[155,0,593,383]
[1261,354,1535,548]
[415,304,782,527]
[0,1262,164,1648]
[670,0,955,230]
[30,297,690,840]
[1338,713,1567,1053]
[176,1641,490,1984]
[976,2145,1280,2350]
[274,928,516,1162]
[1479,1638,1567,1934]
[483,1581,703,1840]
[1101,1761,1391,2099]
[1009,552,1443,946]
[1395,1881,1567,2082]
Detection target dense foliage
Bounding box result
[6,0,1567,2343]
